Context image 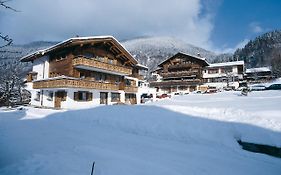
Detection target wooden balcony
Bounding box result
[161,70,200,79]
[150,79,202,87]
[168,63,192,70]
[73,56,132,75]
[33,78,139,92]
[33,78,119,90]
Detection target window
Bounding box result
[47,91,53,101]
[221,67,233,73]
[74,91,93,101]
[56,54,67,61]
[125,79,131,86]
[208,69,219,74]
[111,93,120,102]
[34,91,40,101]
[80,72,85,79]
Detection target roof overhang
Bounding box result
[20,36,138,65]
[158,52,209,67]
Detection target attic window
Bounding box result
[56,54,67,61]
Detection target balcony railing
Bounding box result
[124,86,138,93]
[33,78,119,90]
[161,70,200,79]
[33,78,139,92]
[73,56,132,75]
[150,79,202,87]
[168,63,192,70]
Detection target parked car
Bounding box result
[265,84,281,90]
[249,85,266,91]
[157,93,171,99]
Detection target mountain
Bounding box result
[233,30,281,68]
[0,41,57,78]
[122,36,230,71]
[2,30,281,77]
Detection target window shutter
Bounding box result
[74,92,79,101]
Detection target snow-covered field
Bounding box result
[0,91,280,175]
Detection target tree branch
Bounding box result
[0,33,13,48]
[0,0,20,12]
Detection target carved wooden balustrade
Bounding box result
[33,78,119,90]
[72,56,132,75]
[33,78,139,92]
[160,70,200,79]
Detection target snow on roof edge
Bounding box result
[207,61,244,68]
[20,35,138,64]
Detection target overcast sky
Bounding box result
[1,0,281,53]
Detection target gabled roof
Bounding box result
[207,61,244,68]
[20,36,138,65]
[158,52,209,67]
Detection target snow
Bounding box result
[0,91,281,175]
[246,67,271,73]
[207,60,244,68]
[20,36,138,64]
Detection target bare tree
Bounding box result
[0,63,27,107]
[0,0,19,48]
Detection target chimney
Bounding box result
[197,53,201,57]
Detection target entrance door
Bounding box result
[100,92,108,104]
[55,91,66,108]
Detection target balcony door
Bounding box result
[100,92,108,104]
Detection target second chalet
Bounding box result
[150,52,209,94]
[21,36,147,109]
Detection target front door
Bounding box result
[100,92,108,104]
[54,92,62,108]
[54,91,66,108]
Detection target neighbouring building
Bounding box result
[150,52,209,94]
[202,61,244,89]
[21,36,148,109]
[245,67,274,83]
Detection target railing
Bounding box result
[161,70,200,79]
[150,79,202,87]
[33,78,139,92]
[73,56,132,75]
[124,86,138,93]
[33,78,119,90]
[168,63,193,70]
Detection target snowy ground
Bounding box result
[0,91,280,175]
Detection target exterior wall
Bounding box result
[32,56,49,80]
[202,64,243,89]
[29,88,131,109]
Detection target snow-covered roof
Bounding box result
[20,35,138,65]
[136,63,148,70]
[158,52,209,67]
[207,61,244,68]
[246,67,271,73]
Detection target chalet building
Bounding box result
[202,61,244,89]
[245,67,274,83]
[21,36,147,109]
[150,52,209,94]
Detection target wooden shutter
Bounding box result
[74,92,79,101]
